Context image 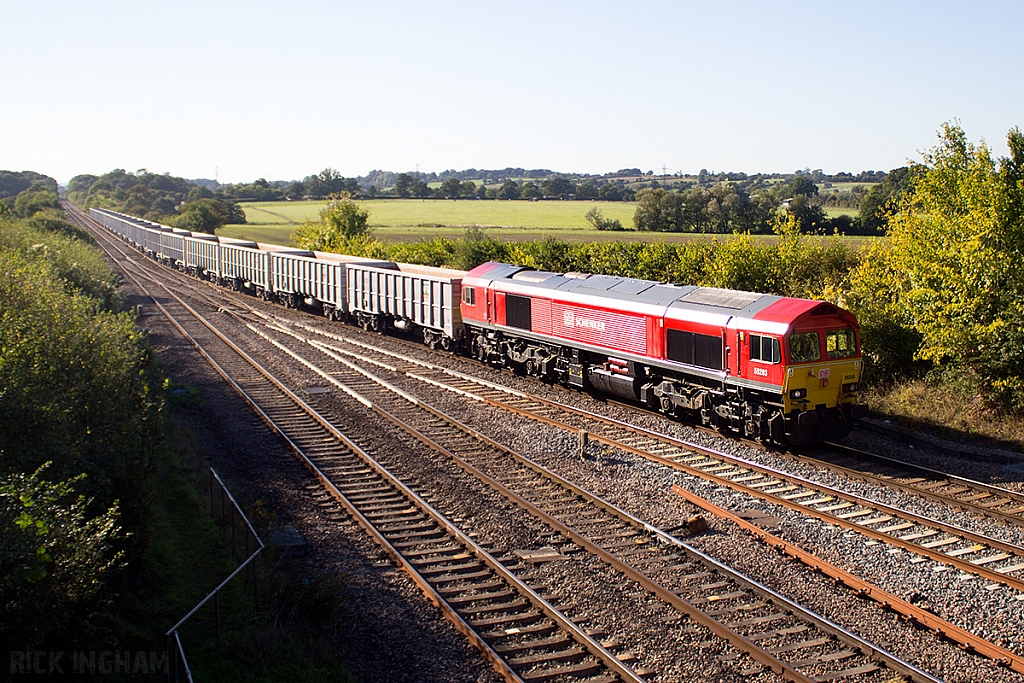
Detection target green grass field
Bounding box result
[220,199,872,248]
[226,199,646,244]
[240,199,638,228]
[823,206,860,217]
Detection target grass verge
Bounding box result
[865,379,1024,453]
[107,395,354,682]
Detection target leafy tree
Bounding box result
[286,180,306,200]
[857,166,914,234]
[394,173,413,198]
[542,176,574,198]
[454,227,507,270]
[520,182,542,199]
[783,174,819,198]
[584,207,624,231]
[497,181,521,200]
[13,182,59,217]
[597,184,623,201]
[575,182,598,200]
[438,177,462,199]
[634,188,685,231]
[0,172,56,201]
[785,195,829,233]
[411,179,432,198]
[187,185,214,201]
[848,123,1024,407]
[292,192,373,252]
[169,197,241,233]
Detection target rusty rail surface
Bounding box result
[673,484,1024,675]
[259,318,945,683]
[75,206,644,683]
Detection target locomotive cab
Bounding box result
[778,307,867,444]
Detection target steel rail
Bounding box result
[281,317,1024,532]
[800,442,1024,526]
[259,318,945,683]
[70,203,1021,675]
[71,206,641,683]
[276,322,1024,588]
[674,484,1024,675]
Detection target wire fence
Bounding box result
[165,468,264,683]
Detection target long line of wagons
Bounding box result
[91,207,867,445]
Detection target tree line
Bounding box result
[68,169,246,234]
[297,123,1024,416]
[66,162,907,237]
[632,171,912,236]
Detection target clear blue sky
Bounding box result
[3,1,1022,185]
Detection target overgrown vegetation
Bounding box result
[291,192,380,255]
[1,184,354,676]
[0,190,161,654]
[849,123,1024,416]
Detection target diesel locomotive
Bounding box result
[90,207,866,445]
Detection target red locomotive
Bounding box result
[461,262,866,445]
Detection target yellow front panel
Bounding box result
[783,359,862,412]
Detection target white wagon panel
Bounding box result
[183,233,219,274]
[347,262,463,338]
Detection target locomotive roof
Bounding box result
[469,262,786,319]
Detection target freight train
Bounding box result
[89,207,866,445]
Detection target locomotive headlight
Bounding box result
[842,382,858,393]
[789,388,807,400]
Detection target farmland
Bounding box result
[220,199,873,247]
[225,199,640,244]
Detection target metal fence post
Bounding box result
[214,592,221,649]
[253,553,259,613]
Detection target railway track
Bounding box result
[66,202,1024,679]
[67,204,648,683]
[78,203,938,681]
[799,442,1024,526]
[250,316,1024,591]
[69,204,944,682]
[245,317,1024,671]
[251,318,940,683]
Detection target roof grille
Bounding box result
[679,287,763,310]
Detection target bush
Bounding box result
[0,466,123,651]
[0,213,121,310]
[13,186,59,218]
[855,124,1024,410]
[584,207,625,231]
[0,210,161,651]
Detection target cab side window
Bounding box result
[462,286,475,305]
[749,334,780,363]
